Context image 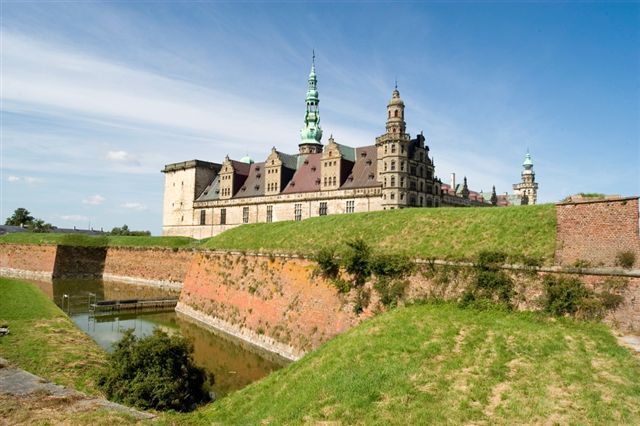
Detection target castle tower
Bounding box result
[376,84,410,209]
[299,53,323,154]
[512,151,538,205]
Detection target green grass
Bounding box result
[0,278,108,395]
[0,233,197,248]
[189,303,640,425]
[201,204,557,262]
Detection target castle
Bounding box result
[162,58,538,238]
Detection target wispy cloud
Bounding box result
[121,202,147,211]
[106,150,138,164]
[7,176,20,182]
[59,214,89,222]
[82,194,105,205]
[5,175,44,185]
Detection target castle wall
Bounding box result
[555,197,640,267]
[0,243,57,280]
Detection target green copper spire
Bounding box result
[523,150,533,170]
[300,52,323,145]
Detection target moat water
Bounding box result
[32,278,288,397]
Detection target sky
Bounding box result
[1,1,638,234]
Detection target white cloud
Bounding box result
[121,202,147,211]
[106,150,138,164]
[7,176,20,182]
[82,194,105,205]
[59,214,89,222]
[25,176,43,185]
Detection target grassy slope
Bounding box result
[0,233,197,248]
[0,205,556,261]
[193,303,640,425]
[201,204,557,262]
[0,278,107,395]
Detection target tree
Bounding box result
[28,218,53,233]
[97,329,210,412]
[5,208,34,227]
[110,224,151,236]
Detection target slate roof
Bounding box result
[341,145,380,189]
[334,143,356,162]
[196,175,220,201]
[235,162,266,198]
[282,154,322,194]
[278,152,298,171]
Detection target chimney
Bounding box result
[451,173,456,194]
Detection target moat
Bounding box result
[31,278,288,397]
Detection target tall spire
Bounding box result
[300,52,323,149]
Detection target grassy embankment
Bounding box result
[0,233,198,248]
[201,204,557,262]
[192,303,640,425]
[0,278,140,424]
[0,205,557,262]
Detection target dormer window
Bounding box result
[361,151,367,157]
[241,186,246,191]
[311,166,316,171]
[368,173,375,180]
[366,159,372,166]
[255,185,260,190]
[304,159,309,165]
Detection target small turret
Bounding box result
[491,185,498,206]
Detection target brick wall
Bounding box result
[556,197,640,267]
[103,247,192,285]
[179,252,368,358]
[0,244,57,273]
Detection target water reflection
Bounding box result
[33,278,288,397]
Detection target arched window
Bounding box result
[394,109,398,117]
[388,110,391,118]
[391,176,396,186]
[391,161,396,171]
[391,143,396,153]
[384,162,387,171]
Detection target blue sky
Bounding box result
[1,2,638,234]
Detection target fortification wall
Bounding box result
[556,197,640,267]
[178,252,367,360]
[178,252,640,359]
[0,244,57,280]
[103,247,192,289]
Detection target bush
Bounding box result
[315,246,340,278]
[543,276,589,316]
[474,270,514,304]
[615,251,636,269]
[370,254,414,278]
[98,329,210,412]
[476,251,507,270]
[374,277,409,308]
[342,238,372,286]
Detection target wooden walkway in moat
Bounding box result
[89,298,178,315]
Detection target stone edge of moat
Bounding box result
[102,273,183,291]
[175,302,303,362]
[0,267,52,281]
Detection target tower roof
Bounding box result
[300,52,323,146]
[523,151,533,170]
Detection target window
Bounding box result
[319,202,328,216]
[400,161,405,171]
[294,203,302,221]
[391,161,396,171]
[391,176,396,187]
[384,145,388,154]
[390,193,395,200]
[400,177,405,187]
[220,208,226,225]
[384,162,388,171]
[199,209,206,225]
[346,200,355,213]
[394,109,398,117]
[266,205,273,223]
[391,143,396,153]
[243,207,249,223]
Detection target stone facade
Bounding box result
[162,62,500,239]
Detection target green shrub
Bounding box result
[370,254,414,278]
[374,277,409,308]
[543,276,589,316]
[354,288,371,314]
[572,258,591,268]
[98,329,209,412]
[315,246,340,278]
[615,251,636,269]
[342,238,372,286]
[476,250,507,270]
[474,270,514,304]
